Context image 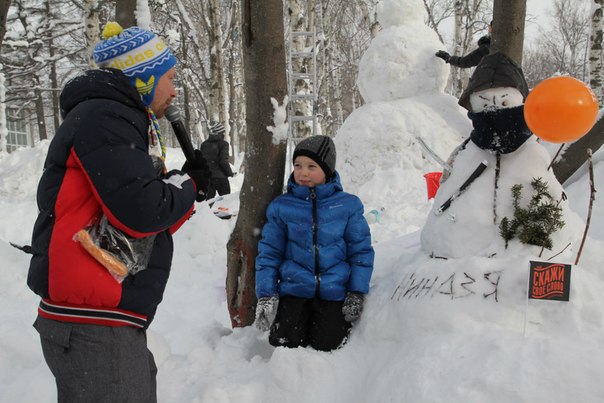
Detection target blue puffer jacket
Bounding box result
[256,173,374,301]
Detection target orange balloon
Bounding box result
[524,76,599,143]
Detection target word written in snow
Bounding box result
[391,271,502,302]
[528,261,571,301]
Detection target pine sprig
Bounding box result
[499,178,565,249]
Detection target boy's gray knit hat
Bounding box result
[293,135,336,178]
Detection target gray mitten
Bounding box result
[255,296,279,331]
[342,292,364,322]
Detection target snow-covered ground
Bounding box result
[2,0,604,401]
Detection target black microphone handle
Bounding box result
[170,120,196,163]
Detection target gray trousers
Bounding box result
[34,316,157,403]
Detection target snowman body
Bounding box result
[420,58,581,259]
[420,137,570,258]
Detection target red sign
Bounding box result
[528,261,571,301]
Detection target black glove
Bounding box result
[435,50,451,63]
[181,150,211,202]
[342,292,364,322]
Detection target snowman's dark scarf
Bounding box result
[468,105,532,154]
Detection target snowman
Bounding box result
[420,52,581,259]
[334,0,469,243]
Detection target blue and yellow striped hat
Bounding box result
[93,22,177,107]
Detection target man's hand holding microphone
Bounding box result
[166,105,212,202]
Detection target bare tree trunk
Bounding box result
[590,0,604,102]
[116,0,137,29]
[491,0,526,64]
[226,0,287,328]
[0,0,11,48]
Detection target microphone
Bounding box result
[165,105,196,163]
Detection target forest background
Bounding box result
[1,0,602,327]
[0,0,597,157]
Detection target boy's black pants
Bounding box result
[269,295,351,352]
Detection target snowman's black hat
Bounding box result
[458,52,529,111]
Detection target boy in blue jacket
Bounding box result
[255,135,375,351]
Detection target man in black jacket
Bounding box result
[435,21,492,68]
[200,121,235,199]
[27,22,209,403]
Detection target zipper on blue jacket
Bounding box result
[310,188,320,298]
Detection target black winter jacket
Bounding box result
[27,68,197,329]
[200,134,233,178]
[448,35,490,68]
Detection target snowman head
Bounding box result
[469,87,524,113]
[463,53,533,154]
[458,52,529,111]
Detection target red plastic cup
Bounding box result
[424,172,443,200]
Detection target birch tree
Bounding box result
[0,65,6,153]
[358,0,380,38]
[589,0,604,102]
[84,0,100,68]
[0,0,10,48]
[226,0,245,158]
[0,0,10,152]
[288,0,313,139]
[208,0,227,124]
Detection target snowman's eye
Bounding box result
[502,101,508,106]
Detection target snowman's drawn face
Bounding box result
[469,87,524,113]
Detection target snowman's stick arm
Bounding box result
[434,160,489,216]
[415,136,452,171]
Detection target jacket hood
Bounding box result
[458,52,529,111]
[287,171,343,199]
[60,68,147,118]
